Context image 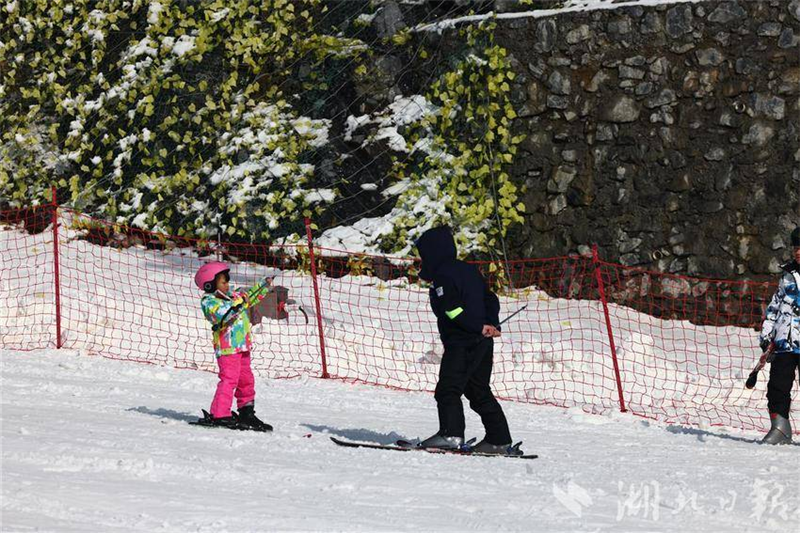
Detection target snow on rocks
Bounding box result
[416,0,706,33]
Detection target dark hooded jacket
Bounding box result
[415,226,501,348]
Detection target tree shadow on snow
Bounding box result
[301,423,413,445]
[665,425,800,446]
[128,406,197,423]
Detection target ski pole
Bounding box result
[499,304,528,326]
[478,305,528,341]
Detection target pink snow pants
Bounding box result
[210,351,255,418]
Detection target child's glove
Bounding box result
[246,278,273,304]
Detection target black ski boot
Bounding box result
[193,409,248,430]
[237,404,273,432]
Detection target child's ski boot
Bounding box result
[192,409,248,430]
[237,404,273,432]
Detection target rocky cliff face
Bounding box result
[489,0,800,280]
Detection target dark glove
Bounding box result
[759,338,771,352]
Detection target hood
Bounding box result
[782,260,800,274]
[415,226,457,282]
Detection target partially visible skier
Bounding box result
[194,261,273,431]
[414,226,521,455]
[758,226,800,444]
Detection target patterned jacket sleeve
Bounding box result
[201,294,236,326]
[759,277,785,344]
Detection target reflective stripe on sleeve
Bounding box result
[445,307,464,319]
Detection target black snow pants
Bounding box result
[435,338,511,444]
[767,351,800,418]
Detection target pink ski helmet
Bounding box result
[195,261,230,292]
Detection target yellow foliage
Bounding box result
[384,21,526,257]
[2,0,363,244]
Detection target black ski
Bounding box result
[188,409,272,432]
[330,437,538,459]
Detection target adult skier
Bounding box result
[414,226,521,455]
[758,226,800,444]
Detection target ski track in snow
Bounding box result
[2,349,799,532]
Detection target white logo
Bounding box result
[436,286,444,297]
[553,481,593,518]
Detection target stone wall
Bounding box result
[494,0,799,280]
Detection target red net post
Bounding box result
[592,244,627,413]
[305,218,329,378]
[51,186,62,349]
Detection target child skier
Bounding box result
[758,226,800,444]
[194,261,273,431]
[414,226,521,455]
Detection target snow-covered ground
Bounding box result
[2,348,799,532]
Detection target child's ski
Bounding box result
[329,437,538,459]
[188,409,272,432]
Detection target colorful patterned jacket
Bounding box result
[201,287,255,357]
[760,261,800,355]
